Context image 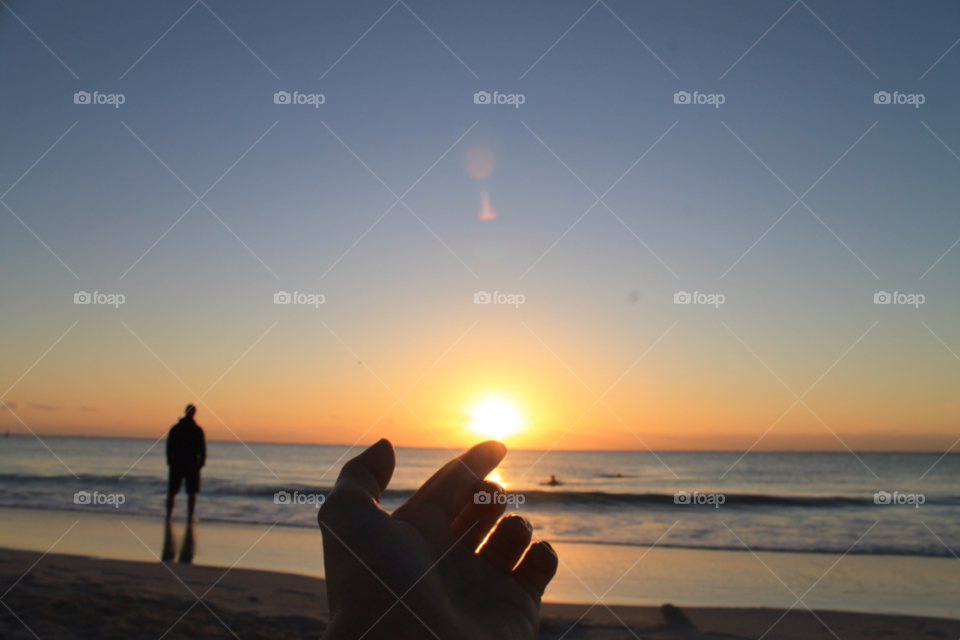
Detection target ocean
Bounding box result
[2,434,957,558]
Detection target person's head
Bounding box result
[184,404,196,419]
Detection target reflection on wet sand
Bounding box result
[162,519,197,564]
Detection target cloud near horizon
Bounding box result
[27,403,60,411]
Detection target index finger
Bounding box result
[406,441,507,522]
[320,438,395,525]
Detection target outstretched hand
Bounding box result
[318,439,558,640]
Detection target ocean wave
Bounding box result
[1,473,956,508]
[3,501,957,559]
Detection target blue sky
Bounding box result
[2,1,960,451]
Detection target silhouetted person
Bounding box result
[166,404,206,521]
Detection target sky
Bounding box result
[1,0,959,452]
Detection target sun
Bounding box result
[468,399,524,440]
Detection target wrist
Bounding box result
[323,609,438,640]
[322,616,386,640]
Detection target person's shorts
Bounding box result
[168,466,201,495]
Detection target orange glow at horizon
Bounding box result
[3,315,959,453]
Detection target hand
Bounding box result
[318,439,558,640]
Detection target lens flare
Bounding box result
[478,186,496,220]
[464,145,494,180]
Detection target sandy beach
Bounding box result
[2,548,957,640]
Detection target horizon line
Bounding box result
[4,432,957,455]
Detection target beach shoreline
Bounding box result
[1,548,957,639]
[3,506,959,621]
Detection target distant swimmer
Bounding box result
[542,474,563,486]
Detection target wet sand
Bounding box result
[3,507,958,620]
[1,548,957,639]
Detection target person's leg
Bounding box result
[167,468,183,519]
[185,467,200,521]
